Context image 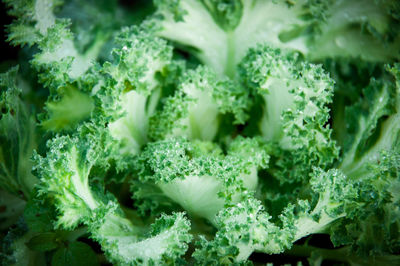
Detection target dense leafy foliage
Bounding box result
[1,0,400,265]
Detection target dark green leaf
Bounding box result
[51,241,99,266]
[26,232,59,252]
[24,198,54,233]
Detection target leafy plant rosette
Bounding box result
[1,0,400,265]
